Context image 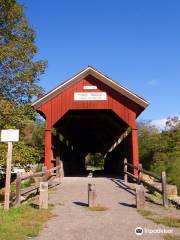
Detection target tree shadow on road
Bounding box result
[110,178,136,196]
[119,202,136,208]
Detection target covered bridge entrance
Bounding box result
[32,66,148,176]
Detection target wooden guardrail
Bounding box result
[124,158,168,208]
[15,163,61,206]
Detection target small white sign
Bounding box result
[83,85,97,90]
[1,129,19,142]
[74,92,107,101]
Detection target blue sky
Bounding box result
[19,0,180,122]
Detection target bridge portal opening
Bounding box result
[52,110,132,176]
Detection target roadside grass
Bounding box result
[163,234,180,240]
[0,203,53,240]
[138,209,180,228]
[148,191,162,203]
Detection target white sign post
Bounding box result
[1,129,19,210]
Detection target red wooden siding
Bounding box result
[37,76,141,129]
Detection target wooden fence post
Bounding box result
[88,184,96,208]
[4,142,13,210]
[15,172,21,206]
[138,164,142,185]
[60,160,64,178]
[56,157,60,178]
[42,166,47,177]
[162,171,168,208]
[39,182,48,209]
[124,158,127,183]
[136,185,145,209]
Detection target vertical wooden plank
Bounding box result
[138,164,142,185]
[56,157,60,178]
[162,171,168,208]
[42,166,47,179]
[45,128,52,170]
[131,128,139,176]
[124,158,128,183]
[60,160,64,178]
[4,142,13,210]
[15,172,21,206]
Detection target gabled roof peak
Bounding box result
[32,66,149,109]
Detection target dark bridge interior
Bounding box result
[52,110,132,176]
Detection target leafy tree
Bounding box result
[0,0,47,167]
[138,121,160,170]
[0,0,47,103]
[138,117,180,194]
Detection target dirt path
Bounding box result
[34,177,178,240]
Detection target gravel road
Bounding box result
[34,177,177,240]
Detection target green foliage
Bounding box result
[0,0,47,104]
[21,179,32,188]
[0,141,40,167]
[138,121,160,170]
[35,163,43,172]
[0,0,46,167]
[85,153,104,170]
[0,0,47,166]
[138,117,180,194]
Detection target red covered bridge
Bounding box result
[32,66,148,176]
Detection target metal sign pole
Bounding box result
[4,142,13,210]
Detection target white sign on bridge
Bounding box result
[83,85,97,90]
[74,92,107,101]
[1,129,19,142]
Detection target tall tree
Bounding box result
[0,0,47,167]
[0,0,47,103]
[138,118,180,194]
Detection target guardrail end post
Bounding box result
[136,184,145,209]
[15,172,21,207]
[39,182,48,209]
[161,171,168,208]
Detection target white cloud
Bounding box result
[150,118,167,130]
[151,116,180,130]
[147,79,159,86]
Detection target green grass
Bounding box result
[21,179,32,188]
[163,234,180,240]
[0,203,53,240]
[138,209,180,228]
[148,191,162,202]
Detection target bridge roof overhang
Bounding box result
[32,66,149,112]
